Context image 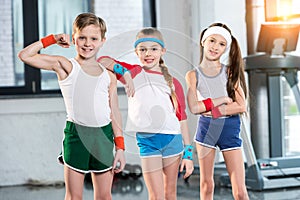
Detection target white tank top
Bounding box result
[59,58,111,127]
[195,64,228,99]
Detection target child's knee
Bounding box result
[201,178,215,193]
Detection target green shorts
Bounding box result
[58,121,114,173]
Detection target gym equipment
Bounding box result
[112,164,143,194]
[114,164,143,180]
[244,54,300,190]
[220,114,300,190]
[112,178,144,194]
[219,23,300,190]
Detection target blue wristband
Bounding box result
[113,63,130,76]
[182,145,194,160]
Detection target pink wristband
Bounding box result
[211,106,222,119]
[41,34,56,48]
[202,98,213,111]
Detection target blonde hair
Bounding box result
[73,13,107,39]
[136,28,178,109]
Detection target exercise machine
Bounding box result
[220,23,300,190]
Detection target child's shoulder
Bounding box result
[185,69,197,78]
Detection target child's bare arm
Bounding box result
[179,120,194,179]
[108,71,126,173]
[18,34,72,80]
[99,57,135,97]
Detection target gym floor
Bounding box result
[1,172,300,200]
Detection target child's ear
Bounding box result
[72,35,75,44]
[99,37,106,47]
[161,48,166,55]
[201,40,205,47]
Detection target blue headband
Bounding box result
[134,38,165,48]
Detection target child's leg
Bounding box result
[196,144,216,200]
[64,165,85,200]
[91,170,114,200]
[141,156,164,200]
[223,149,249,200]
[162,155,181,200]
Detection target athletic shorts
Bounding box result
[194,115,242,151]
[136,132,183,158]
[58,121,114,173]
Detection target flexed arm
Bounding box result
[18,34,72,80]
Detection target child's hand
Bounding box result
[180,159,194,179]
[112,149,126,173]
[213,96,233,107]
[223,96,233,104]
[123,72,135,97]
[54,34,71,48]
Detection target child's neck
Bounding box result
[143,64,161,72]
[200,60,221,69]
[75,56,103,76]
[199,60,222,76]
[75,56,96,66]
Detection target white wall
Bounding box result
[193,0,247,61]
[0,98,66,186]
[0,96,131,186]
[0,0,247,186]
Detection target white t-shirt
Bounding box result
[114,60,187,134]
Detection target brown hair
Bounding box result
[199,23,247,101]
[73,13,107,39]
[136,28,178,108]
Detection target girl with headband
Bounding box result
[98,27,194,199]
[185,23,249,200]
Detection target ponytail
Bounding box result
[227,36,247,101]
[159,58,178,109]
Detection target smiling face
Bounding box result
[202,34,227,61]
[73,24,105,60]
[135,39,166,71]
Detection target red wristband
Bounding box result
[211,106,222,119]
[202,98,213,111]
[41,34,56,48]
[114,136,125,151]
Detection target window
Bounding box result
[282,74,300,156]
[265,0,300,21]
[0,0,155,95]
[38,0,90,91]
[0,0,23,88]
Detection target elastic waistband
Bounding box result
[201,115,235,119]
[65,120,112,130]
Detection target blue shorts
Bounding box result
[194,115,242,151]
[136,133,184,158]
